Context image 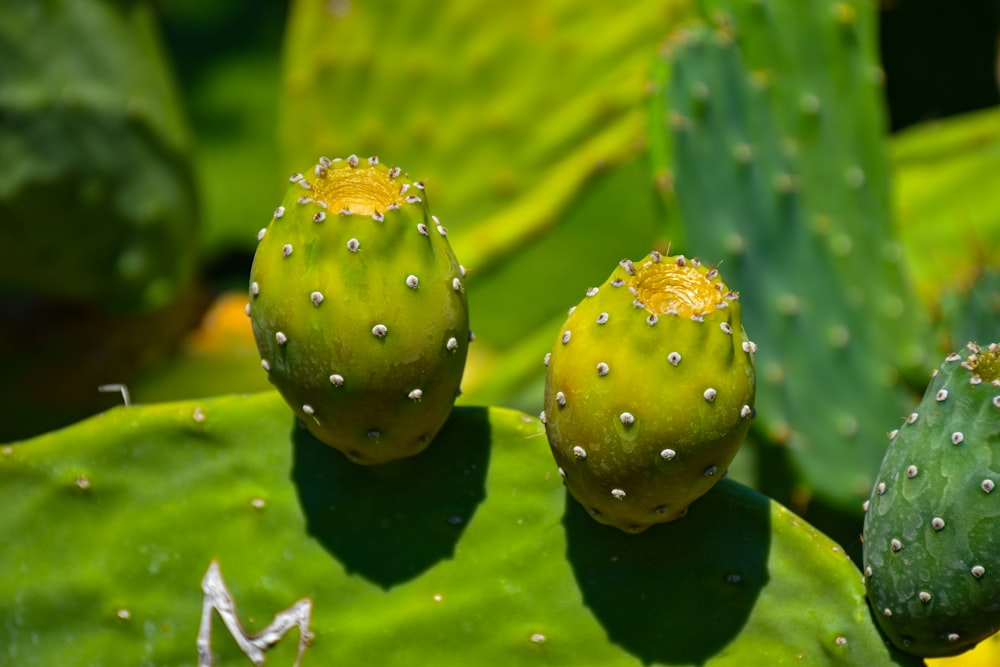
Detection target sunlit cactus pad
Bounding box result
[0,392,917,665]
[544,251,755,532]
[248,155,469,464]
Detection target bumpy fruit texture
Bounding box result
[864,343,1000,657]
[249,156,469,464]
[543,251,756,533]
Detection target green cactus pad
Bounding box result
[249,156,470,464]
[652,2,928,516]
[0,0,198,313]
[864,343,1000,657]
[543,251,756,533]
[1,392,918,665]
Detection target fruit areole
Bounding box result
[544,252,756,533]
[248,156,470,464]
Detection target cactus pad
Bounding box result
[543,251,756,532]
[248,156,470,464]
[653,2,928,515]
[864,343,1000,657]
[1,392,918,665]
[0,0,198,313]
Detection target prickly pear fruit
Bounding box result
[248,155,470,464]
[864,342,1000,657]
[543,251,756,533]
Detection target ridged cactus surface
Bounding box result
[543,251,756,532]
[864,343,1000,657]
[652,0,927,515]
[0,0,198,313]
[249,156,469,463]
[0,393,917,666]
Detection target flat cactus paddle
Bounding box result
[0,392,918,666]
[864,342,1000,657]
[651,2,928,518]
[248,156,470,464]
[543,251,756,532]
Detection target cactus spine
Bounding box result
[248,156,469,464]
[864,343,1000,657]
[543,251,756,533]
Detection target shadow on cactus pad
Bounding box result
[1,392,920,664]
[292,408,490,589]
[564,479,769,665]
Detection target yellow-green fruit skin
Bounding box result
[249,157,469,464]
[543,253,756,533]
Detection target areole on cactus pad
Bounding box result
[248,155,470,464]
[543,250,756,533]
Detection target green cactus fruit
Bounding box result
[543,251,756,533]
[248,155,470,464]
[863,342,1000,657]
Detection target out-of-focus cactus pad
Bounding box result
[0,0,198,313]
[653,1,927,514]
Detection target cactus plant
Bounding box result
[278,0,693,422]
[0,392,918,665]
[650,1,929,518]
[863,342,1000,657]
[543,250,756,532]
[6,0,1000,661]
[248,156,470,463]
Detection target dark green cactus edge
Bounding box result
[0,392,918,665]
[650,0,929,517]
[0,0,198,314]
[864,343,1000,658]
[0,0,207,444]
